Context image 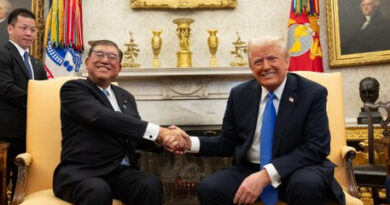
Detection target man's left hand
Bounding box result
[233,169,271,205]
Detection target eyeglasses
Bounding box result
[91,50,119,61]
[12,25,37,34]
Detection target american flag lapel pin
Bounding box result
[289,97,294,103]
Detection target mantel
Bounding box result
[79,67,252,78]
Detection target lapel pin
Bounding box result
[289,97,294,103]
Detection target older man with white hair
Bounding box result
[0,0,11,45]
[343,0,390,54]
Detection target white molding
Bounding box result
[80,67,252,78]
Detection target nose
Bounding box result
[100,55,110,63]
[263,60,271,70]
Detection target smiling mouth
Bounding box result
[261,72,275,78]
[98,66,111,71]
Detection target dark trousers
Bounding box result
[197,164,338,205]
[55,166,163,205]
[0,137,26,196]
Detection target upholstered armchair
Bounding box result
[254,71,363,205]
[12,77,124,205]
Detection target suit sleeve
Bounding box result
[61,80,149,139]
[197,88,240,157]
[0,50,27,108]
[272,87,331,178]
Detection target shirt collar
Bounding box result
[260,75,287,102]
[9,40,29,58]
[98,85,113,96]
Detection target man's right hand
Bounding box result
[157,126,191,154]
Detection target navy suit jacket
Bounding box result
[53,78,162,192]
[0,41,47,139]
[197,73,345,203]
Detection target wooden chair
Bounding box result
[12,77,125,205]
[354,101,390,204]
[254,71,363,205]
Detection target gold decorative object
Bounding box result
[229,31,248,67]
[207,29,219,67]
[130,0,237,9]
[173,18,194,68]
[151,30,163,68]
[31,0,44,61]
[122,31,140,68]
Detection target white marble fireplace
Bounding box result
[82,67,253,126]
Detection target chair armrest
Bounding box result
[12,153,33,205]
[340,146,360,198]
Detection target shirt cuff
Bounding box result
[142,123,160,141]
[187,136,200,153]
[264,164,281,188]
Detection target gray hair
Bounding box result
[0,0,11,13]
[361,0,380,7]
[247,36,289,64]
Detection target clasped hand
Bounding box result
[158,125,191,154]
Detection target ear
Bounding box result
[85,57,90,70]
[285,57,290,70]
[7,24,12,34]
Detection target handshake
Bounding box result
[157,125,191,154]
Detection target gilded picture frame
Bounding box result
[130,0,237,9]
[31,0,45,61]
[326,0,390,68]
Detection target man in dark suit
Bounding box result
[53,40,189,205]
[167,36,345,205]
[0,8,47,193]
[0,0,11,45]
[342,0,390,54]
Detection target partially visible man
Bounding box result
[342,0,390,54]
[0,8,47,194]
[0,0,11,45]
[168,36,345,205]
[53,40,188,205]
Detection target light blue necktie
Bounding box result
[260,92,278,205]
[102,89,110,97]
[23,52,33,79]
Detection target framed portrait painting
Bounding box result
[0,0,44,60]
[326,0,390,67]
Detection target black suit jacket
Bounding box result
[53,78,162,192]
[197,73,344,203]
[0,41,47,139]
[0,19,8,46]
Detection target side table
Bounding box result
[0,142,9,205]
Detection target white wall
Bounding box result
[82,0,390,121]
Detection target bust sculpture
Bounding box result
[357,77,382,124]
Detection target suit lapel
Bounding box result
[6,42,29,78]
[111,86,129,114]
[247,80,262,142]
[273,74,298,156]
[30,55,42,78]
[86,78,115,110]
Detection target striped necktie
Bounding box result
[23,52,33,79]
